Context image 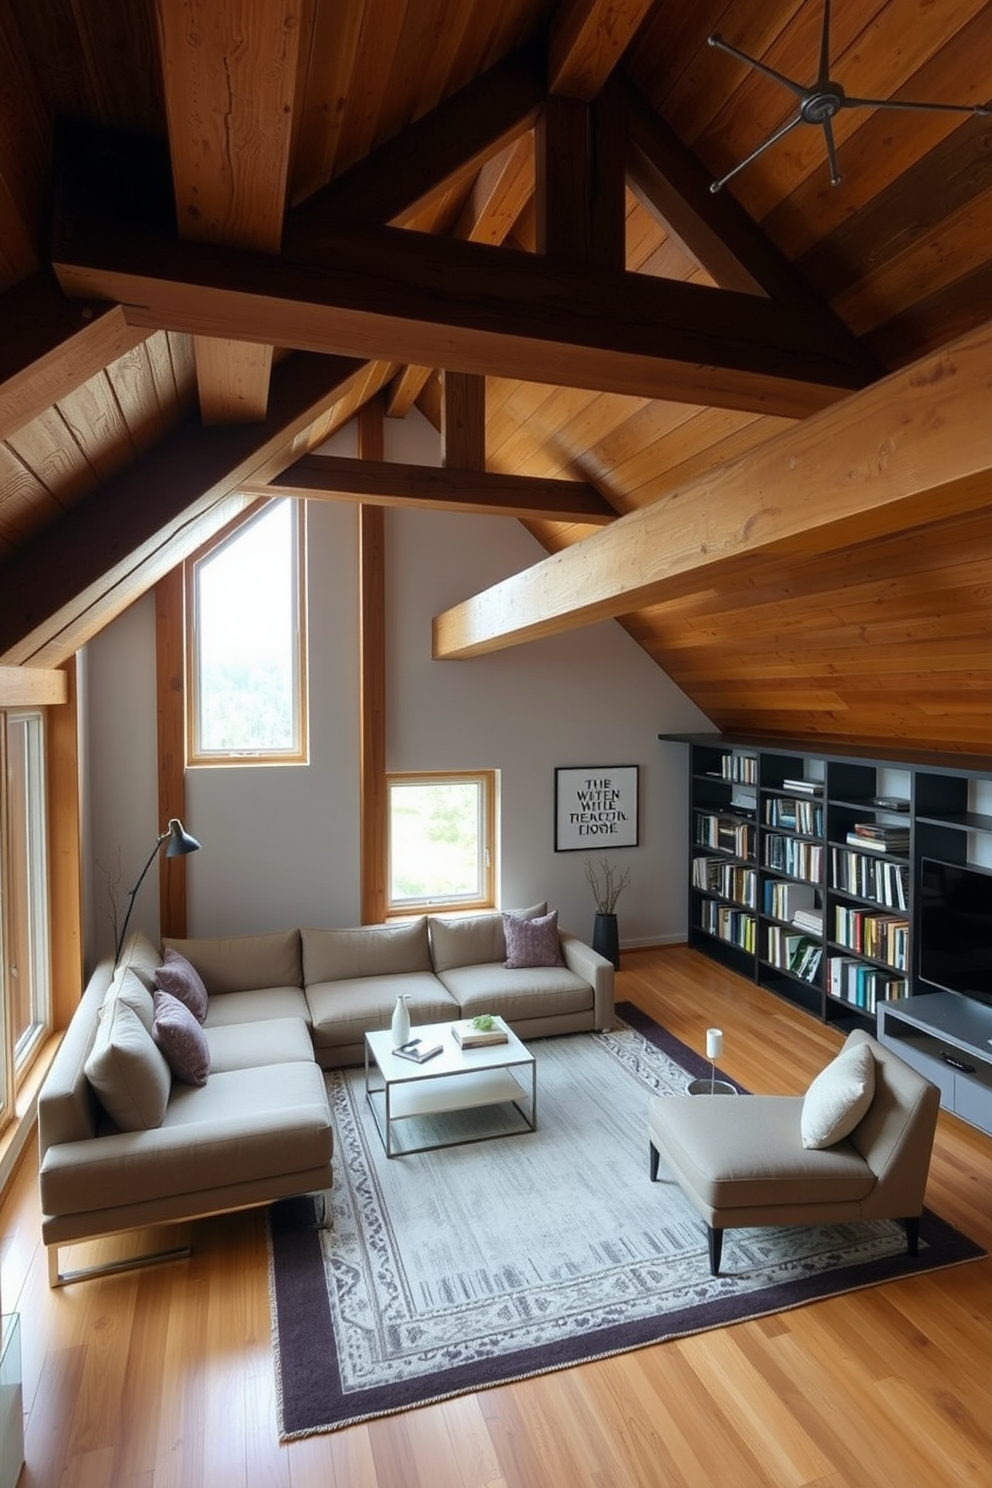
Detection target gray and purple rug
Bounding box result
[268,1002,983,1438]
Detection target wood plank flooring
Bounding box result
[5,945,991,1486]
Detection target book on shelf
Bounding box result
[763,879,814,918]
[781,777,822,794]
[827,955,906,1012]
[452,1018,508,1048]
[792,908,823,935]
[846,823,910,854]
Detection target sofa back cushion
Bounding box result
[118,929,163,992]
[162,929,302,995]
[84,989,172,1131]
[302,918,432,985]
[429,903,547,973]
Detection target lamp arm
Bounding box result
[113,830,168,966]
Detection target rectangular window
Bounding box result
[387,772,496,914]
[1,711,51,1103]
[187,499,308,764]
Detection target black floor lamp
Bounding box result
[114,818,201,965]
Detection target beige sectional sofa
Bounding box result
[38,908,614,1284]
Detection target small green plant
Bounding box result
[471,1014,496,1031]
[584,856,631,914]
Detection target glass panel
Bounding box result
[389,778,486,907]
[192,500,302,758]
[5,713,49,1074]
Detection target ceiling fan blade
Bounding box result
[822,116,841,185]
[710,110,806,193]
[842,94,991,116]
[708,33,806,99]
[817,0,832,86]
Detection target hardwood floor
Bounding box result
[6,945,992,1486]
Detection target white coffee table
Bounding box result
[364,1017,537,1157]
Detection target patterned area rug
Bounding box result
[268,1002,983,1438]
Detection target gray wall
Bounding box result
[83,409,711,966]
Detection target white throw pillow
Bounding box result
[800,1040,876,1150]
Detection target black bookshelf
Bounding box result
[662,733,992,1050]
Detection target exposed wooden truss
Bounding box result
[432,318,992,658]
[254,452,615,523]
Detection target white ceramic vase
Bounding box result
[391,994,411,1048]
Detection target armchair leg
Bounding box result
[903,1216,920,1256]
[649,1143,660,1182]
[707,1225,724,1276]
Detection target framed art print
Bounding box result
[555,766,639,851]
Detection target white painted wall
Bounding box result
[83,409,711,965]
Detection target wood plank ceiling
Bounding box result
[2,0,992,750]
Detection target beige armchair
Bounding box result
[647,1029,940,1275]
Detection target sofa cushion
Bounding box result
[40,1062,332,1218]
[204,1016,314,1074]
[306,970,458,1054]
[436,962,592,1022]
[503,909,563,968]
[104,965,156,1036]
[302,918,432,985]
[162,929,302,995]
[155,947,209,1022]
[152,990,210,1087]
[648,1094,876,1210]
[117,929,164,992]
[84,993,171,1131]
[201,985,311,1029]
[801,1040,876,1150]
[429,903,547,972]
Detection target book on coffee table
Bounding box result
[452,1018,508,1048]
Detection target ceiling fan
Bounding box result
[707,0,990,192]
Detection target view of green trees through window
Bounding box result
[388,776,491,907]
[190,500,305,760]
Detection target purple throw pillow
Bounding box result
[503,909,564,969]
[154,947,208,1022]
[152,990,210,1087]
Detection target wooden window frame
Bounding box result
[185,498,308,767]
[386,770,497,917]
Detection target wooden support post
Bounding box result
[358,398,387,925]
[535,85,625,269]
[155,565,189,940]
[441,371,486,469]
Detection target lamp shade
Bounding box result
[164,818,201,858]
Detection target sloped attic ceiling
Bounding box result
[2,0,992,750]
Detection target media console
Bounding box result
[877,992,992,1137]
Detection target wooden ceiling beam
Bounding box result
[253,452,615,524]
[288,40,544,231]
[386,134,535,419]
[53,209,874,418]
[431,319,992,658]
[0,666,67,706]
[0,273,149,442]
[0,353,368,668]
[155,0,302,425]
[548,0,658,101]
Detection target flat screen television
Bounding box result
[918,856,992,1006]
